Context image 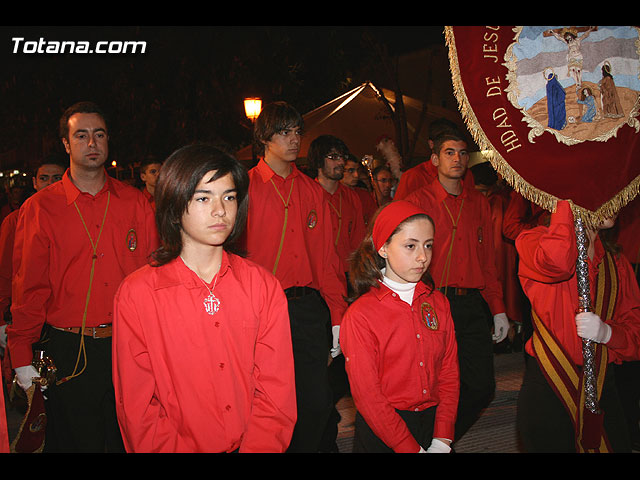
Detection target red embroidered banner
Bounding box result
[445,26,640,224]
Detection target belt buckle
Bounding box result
[91,324,109,339]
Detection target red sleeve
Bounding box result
[0,212,18,322]
[112,277,173,453]
[606,254,640,362]
[477,194,507,315]
[318,197,348,326]
[239,271,297,452]
[9,203,51,367]
[341,304,421,453]
[516,200,577,284]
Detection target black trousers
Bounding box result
[353,407,437,453]
[443,289,496,441]
[517,354,631,452]
[613,360,640,447]
[285,290,334,453]
[41,327,124,453]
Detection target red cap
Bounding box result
[372,201,429,251]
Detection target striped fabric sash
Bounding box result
[531,251,618,453]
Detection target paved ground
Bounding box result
[337,351,640,454]
[4,351,638,453]
[336,351,526,453]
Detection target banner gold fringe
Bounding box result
[444,26,640,230]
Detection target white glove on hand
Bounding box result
[331,325,341,358]
[14,365,42,391]
[492,313,509,343]
[576,312,611,344]
[425,438,452,453]
[0,324,7,349]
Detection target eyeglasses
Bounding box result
[325,153,345,161]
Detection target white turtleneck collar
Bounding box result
[381,268,417,305]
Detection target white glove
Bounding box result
[576,312,611,344]
[425,438,452,453]
[0,324,6,349]
[14,365,42,391]
[492,313,509,343]
[330,325,341,358]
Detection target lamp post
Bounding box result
[244,97,262,166]
[244,97,262,123]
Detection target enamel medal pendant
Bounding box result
[203,292,221,316]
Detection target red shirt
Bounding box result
[112,252,297,453]
[404,179,506,315]
[516,201,640,365]
[8,170,158,368]
[243,160,347,325]
[323,182,366,273]
[141,187,156,212]
[0,209,19,319]
[352,186,378,228]
[394,162,438,200]
[502,190,547,242]
[341,281,459,452]
[395,162,475,201]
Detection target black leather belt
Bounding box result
[284,286,319,299]
[52,324,112,338]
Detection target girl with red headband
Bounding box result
[340,201,460,453]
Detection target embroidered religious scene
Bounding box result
[446,25,640,224]
[503,26,640,145]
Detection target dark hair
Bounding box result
[431,132,467,156]
[33,152,68,177]
[140,155,162,173]
[428,117,461,141]
[372,165,391,180]
[307,135,349,173]
[470,161,498,187]
[59,101,109,140]
[347,208,435,302]
[253,101,304,156]
[152,143,249,266]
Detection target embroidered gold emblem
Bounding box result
[126,229,138,252]
[421,302,439,330]
[307,210,318,229]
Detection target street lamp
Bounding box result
[244,97,262,123]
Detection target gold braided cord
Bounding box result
[327,192,342,247]
[444,26,640,229]
[269,178,295,276]
[438,198,464,292]
[57,192,111,385]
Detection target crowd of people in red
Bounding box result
[0,100,638,453]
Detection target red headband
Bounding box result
[372,201,429,251]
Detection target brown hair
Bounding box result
[253,101,304,157]
[59,101,109,141]
[152,143,249,266]
[347,208,435,302]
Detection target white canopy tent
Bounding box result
[235,82,465,165]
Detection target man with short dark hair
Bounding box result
[372,165,394,206]
[0,154,67,374]
[243,102,347,452]
[308,135,366,278]
[139,156,162,210]
[8,101,158,452]
[404,132,509,442]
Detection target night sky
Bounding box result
[0,26,446,172]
